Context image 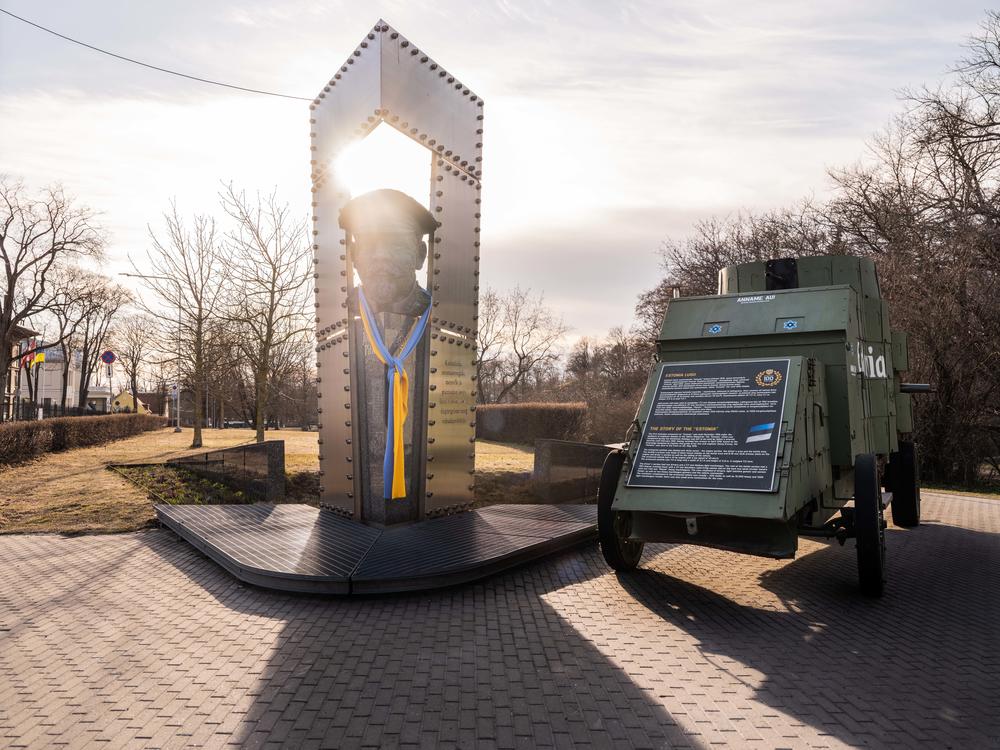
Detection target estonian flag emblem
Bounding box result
[746,422,775,443]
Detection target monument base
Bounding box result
[155,503,597,595]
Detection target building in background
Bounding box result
[110,391,150,414]
[137,390,169,417]
[16,345,113,416]
[3,325,38,421]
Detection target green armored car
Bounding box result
[598,255,925,596]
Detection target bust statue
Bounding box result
[339,189,438,317]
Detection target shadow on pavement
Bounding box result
[618,520,1000,748]
[142,493,999,748]
[147,539,707,749]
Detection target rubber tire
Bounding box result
[855,453,886,597]
[597,450,644,571]
[889,441,921,528]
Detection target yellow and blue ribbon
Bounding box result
[357,287,432,499]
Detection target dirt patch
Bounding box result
[115,464,254,506]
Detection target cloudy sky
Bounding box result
[0,1,990,341]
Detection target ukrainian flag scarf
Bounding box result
[357,287,432,499]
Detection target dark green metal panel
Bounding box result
[615,255,914,557]
[675,256,910,463]
[657,286,863,466]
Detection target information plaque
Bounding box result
[626,359,790,492]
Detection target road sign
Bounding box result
[100,350,116,365]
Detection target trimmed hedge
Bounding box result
[0,413,167,467]
[476,402,587,444]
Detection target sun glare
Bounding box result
[334,123,432,207]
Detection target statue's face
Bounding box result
[352,231,427,309]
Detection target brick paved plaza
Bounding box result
[1,491,997,749]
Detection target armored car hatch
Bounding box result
[598,255,926,596]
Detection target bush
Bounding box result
[583,389,644,445]
[0,414,167,467]
[476,402,587,444]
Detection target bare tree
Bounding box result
[474,286,569,403]
[202,318,242,428]
[593,327,649,396]
[0,179,104,416]
[136,203,229,448]
[474,289,505,403]
[220,184,311,443]
[264,330,315,429]
[117,313,155,411]
[75,278,131,411]
[49,268,114,410]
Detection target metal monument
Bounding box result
[311,20,483,524]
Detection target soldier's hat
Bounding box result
[338,189,438,236]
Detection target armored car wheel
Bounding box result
[597,450,644,571]
[888,440,921,528]
[855,453,886,597]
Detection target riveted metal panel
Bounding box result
[311,28,384,508]
[429,161,480,338]
[310,32,382,517]
[425,331,477,516]
[312,20,483,522]
[315,329,356,516]
[378,25,484,180]
[311,31,382,339]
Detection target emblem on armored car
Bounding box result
[755,368,783,387]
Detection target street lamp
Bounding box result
[119,272,183,433]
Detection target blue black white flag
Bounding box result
[745,422,775,443]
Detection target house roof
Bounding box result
[11,325,39,340]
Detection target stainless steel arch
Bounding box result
[311,20,482,519]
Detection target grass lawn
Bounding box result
[0,428,537,534]
[0,428,317,535]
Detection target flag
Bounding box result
[32,351,45,366]
[745,422,776,444]
[21,339,36,369]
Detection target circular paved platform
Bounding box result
[1,491,997,748]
